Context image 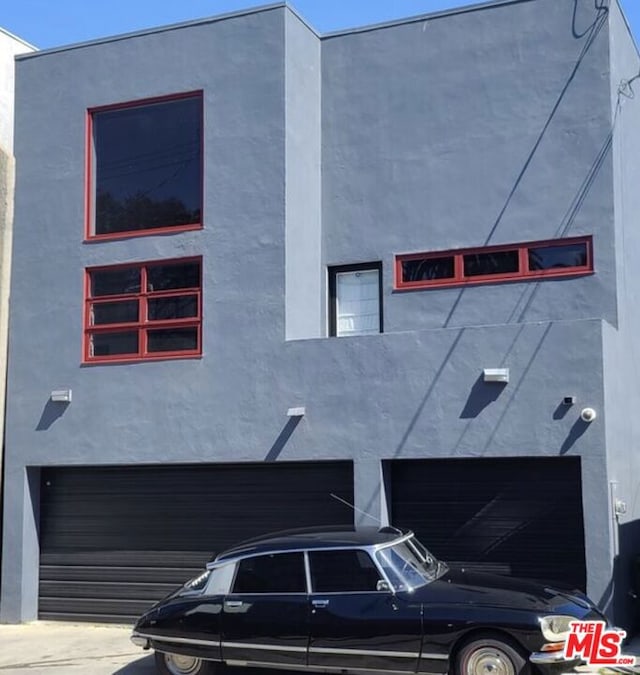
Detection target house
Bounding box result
[2,0,640,628]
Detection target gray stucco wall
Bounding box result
[321,0,615,332]
[602,0,640,629]
[0,0,622,621]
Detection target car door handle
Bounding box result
[225,600,244,608]
[312,599,330,608]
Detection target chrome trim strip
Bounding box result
[225,660,442,675]
[223,641,307,653]
[210,538,413,569]
[135,632,220,648]
[309,647,423,659]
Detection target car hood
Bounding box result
[411,565,595,614]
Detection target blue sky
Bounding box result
[1,0,639,50]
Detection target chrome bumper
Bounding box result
[130,632,150,649]
[530,651,576,666]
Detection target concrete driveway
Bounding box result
[0,622,154,675]
[1,621,639,675]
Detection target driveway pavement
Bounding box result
[1,621,640,675]
[0,622,154,675]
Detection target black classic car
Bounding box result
[131,526,606,675]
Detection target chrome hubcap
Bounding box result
[466,647,515,675]
[163,653,202,675]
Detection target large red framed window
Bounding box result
[86,91,203,241]
[395,236,593,290]
[84,257,202,363]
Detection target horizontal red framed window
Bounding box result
[85,91,203,241]
[395,236,593,290]
[84,257,202,363]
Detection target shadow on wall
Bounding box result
[599,518,640,634]
[459,376,507,419]
[36,399,70,431]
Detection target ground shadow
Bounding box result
[113,653,156,674]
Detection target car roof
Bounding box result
[214,525,412,563]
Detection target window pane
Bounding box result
[232,553,306,594]
[91,268,141,297]
[464,250,519,277]
[91,331,138,356]
[335,269,380,337]
[309,550,381,592]
[401,256,454,283]
[528,242,587,270]
[147,261,200,292]
[94,96,202,235]
[148,295,197,321]
[147,327,198,352]
[91,300,139,325]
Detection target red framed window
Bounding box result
[86,91,203,240]
[84,258,202,363]
[395,236,593,290]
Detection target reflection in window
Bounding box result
[85,258,201,363]
[395,237,592,290]
[464,250,519,277]
[233,553,306,594]
[528,243,587,270]
[91,94,202,237]
[401,256,454,283]
[309,549,381,592]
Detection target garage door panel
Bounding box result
[39,461,354,622]
[389,457,585,590]
[39,580,175,600]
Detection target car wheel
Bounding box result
[455,636,528,675]
[154,650,217,675]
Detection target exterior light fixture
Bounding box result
[483,368,509,384]
[50,389,72,403]
[286,407,306,417]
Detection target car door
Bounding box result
[221,551,309,667]
[307,548,423,673]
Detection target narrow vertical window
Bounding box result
[329,263,383,337]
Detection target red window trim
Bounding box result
[84,90,204,243]
[83,256,203,364]
[394,236,593,290]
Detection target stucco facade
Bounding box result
[2,0,640,628]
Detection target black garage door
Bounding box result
[39,461,354,622]
[388,457,585,590]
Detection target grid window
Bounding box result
[84,258,202,363]
[395,236,592,290]
[328,262,383,337]
[87,92,203,239]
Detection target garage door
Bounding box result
[39,461,354,622]
[388,457,585,590]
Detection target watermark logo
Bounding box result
[563,621,634,666]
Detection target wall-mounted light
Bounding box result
[580,407,596,423]
[483,368,509,384]
[50,389,72,403]
[286,407,305,417]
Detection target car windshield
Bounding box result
[375,536,446,591]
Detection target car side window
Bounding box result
[309,549,381,593]
[232,552,306,594]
